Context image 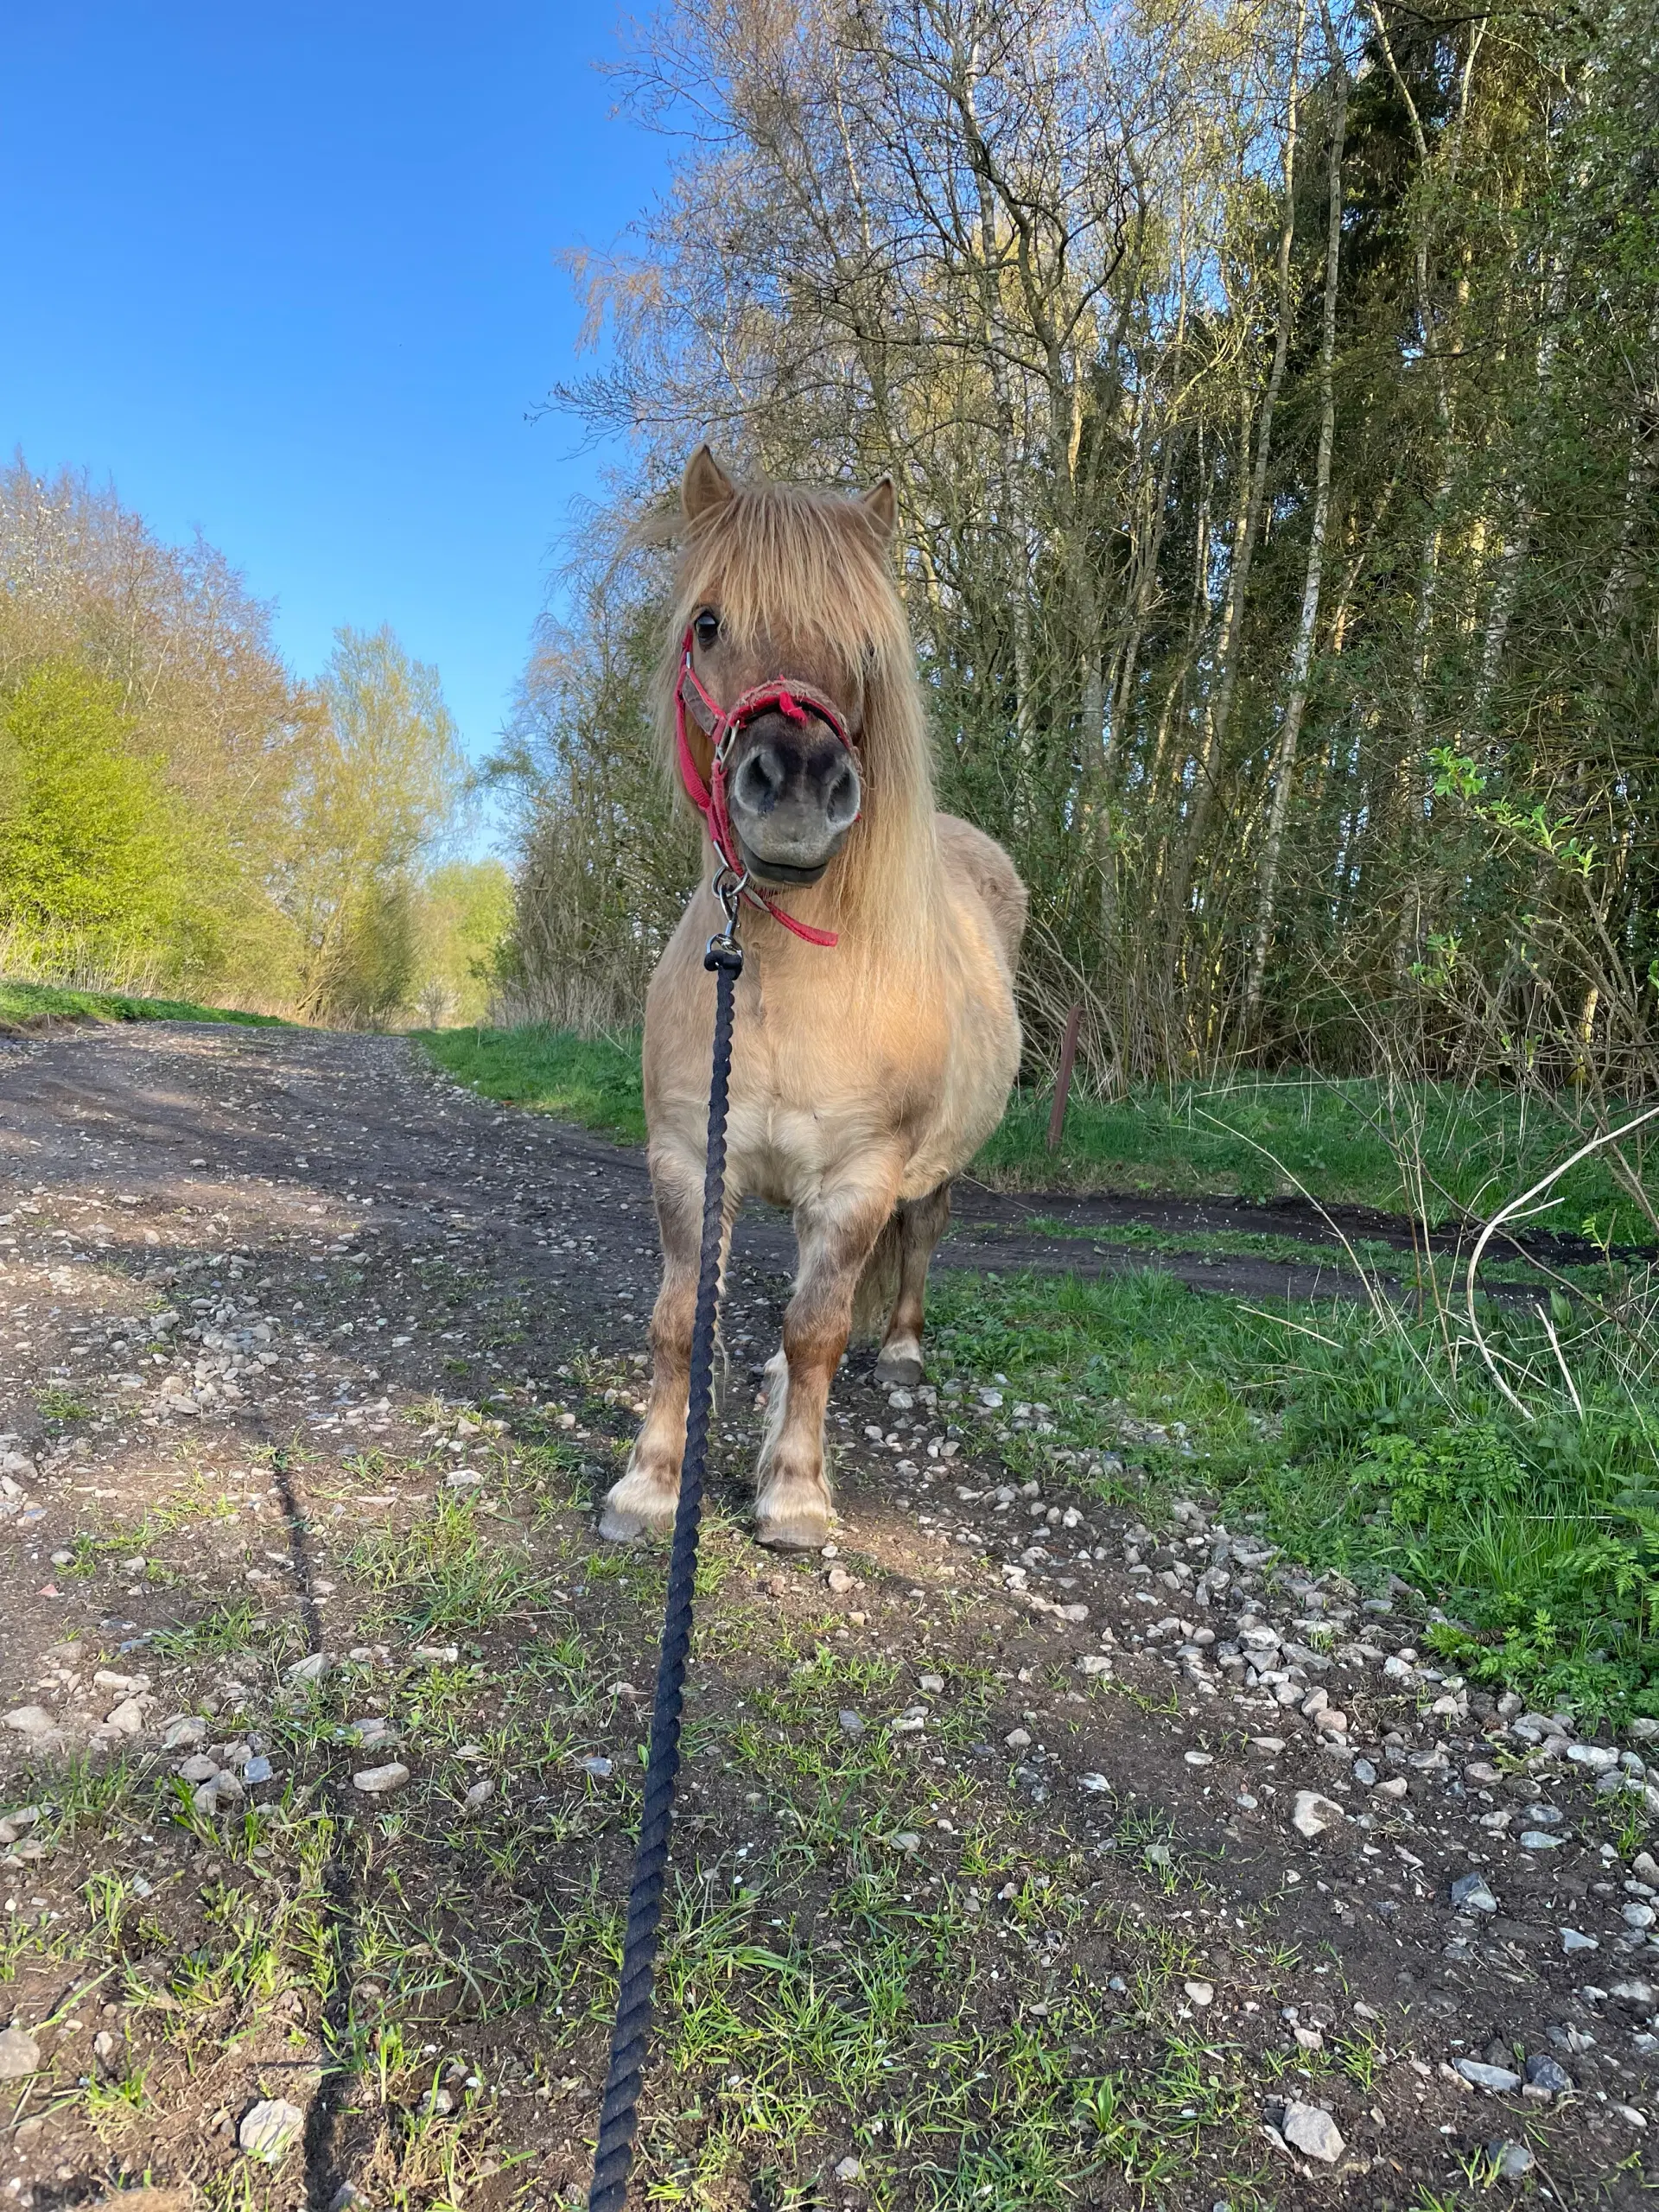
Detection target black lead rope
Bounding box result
[588,911,743,2212]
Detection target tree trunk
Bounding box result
[1244,11,1348,1029]
[1160,0,1307,1007]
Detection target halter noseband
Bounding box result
[674,625,858,948]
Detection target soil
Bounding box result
[1,1020,1656,2212]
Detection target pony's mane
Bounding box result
[637,471,940,963]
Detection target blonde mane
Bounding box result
[643,472,941,961]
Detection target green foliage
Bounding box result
[282,625,467,1027]
[0,661,189,975]
[410,858,513,1025]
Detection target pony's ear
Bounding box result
[683,445,735,523]
[861,476,898,539]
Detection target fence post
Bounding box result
[1046,1001,1084,1154]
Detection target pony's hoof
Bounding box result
[599,1471,677,1543]
[754,1493,831,1551]
[873,1346,924,1388]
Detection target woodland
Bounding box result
[493,0,1657,1135]
[0,460,508,1027]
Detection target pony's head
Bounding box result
[652,448,937,938]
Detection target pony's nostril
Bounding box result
[826,764,861,829]
[734,745,786,811]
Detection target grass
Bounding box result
[346,1492,557,1633]
[924,1257,1659,1719]
[417,1022,1651,1233]
[415,1022,646,1144]
[0,978,287,1029]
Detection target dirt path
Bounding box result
[1,1020,1655,2212]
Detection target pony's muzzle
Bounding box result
[726,713,861,886]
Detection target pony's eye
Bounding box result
[693,609,721,650]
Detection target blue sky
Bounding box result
[1,3,671,830]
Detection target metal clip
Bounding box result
[705,866,747,973]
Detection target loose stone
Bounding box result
[1281,2101,1344,2163]
[353,1762,410,1795]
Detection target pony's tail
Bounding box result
[850,1212,902,1342]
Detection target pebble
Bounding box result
[1519,1830,1567,1851]
[918,1673,944,1693]
[239,2096,305,2163]
[1567,1743,1619,1772]
[1523,2052,1572,2094]
[1079,1772,1110,1793]
[1456,2058,1522,2093]
[1280,2101,1344,2163]
[1450,1872,1497,1915]
[243,1755,274,1785]
[1561,1929,1599,1954]
[838,1710,866,1737]
[1291,1790,1344,1839]
[1184,1980,1214,2006]
[1488,2140,1534,2178]
[1004,1728,1032,1751]
[834,2158,862,2183]
[1351,1758,1376,1785]
[464,1778,494,1808]
[579,1756,614,1778]
[826,1567,854,1594]
[0,2029,41,2081]
[353,1763,410,1796]
[1373,1776,1408,1799]
[1184,1750,1214,1767]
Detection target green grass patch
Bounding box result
[347,1494,556,1633]
[415,1023,645,1144]
[984,1072,1649,1230]
[417,1023,1651,1231]
[0,978,287,1029]
[926,1261,1659,1719]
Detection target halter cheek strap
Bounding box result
[674,626,858,949]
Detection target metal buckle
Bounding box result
[705,865,747,972]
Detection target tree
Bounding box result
[0,661,188,979]
[411,859,514,1026]
[281,626,467,1026]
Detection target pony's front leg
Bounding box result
[756,1181,897,1550]
[600,1151,729,1542]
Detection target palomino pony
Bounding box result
[600,448,1027,1551]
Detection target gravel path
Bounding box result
[0,1019,1656,2210]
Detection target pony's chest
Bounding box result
[723,1001,933,1200]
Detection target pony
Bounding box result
[600,447,1027,1550]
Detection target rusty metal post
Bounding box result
[1046,1001,1084,1154]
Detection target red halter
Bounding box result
[674,626,858,948]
